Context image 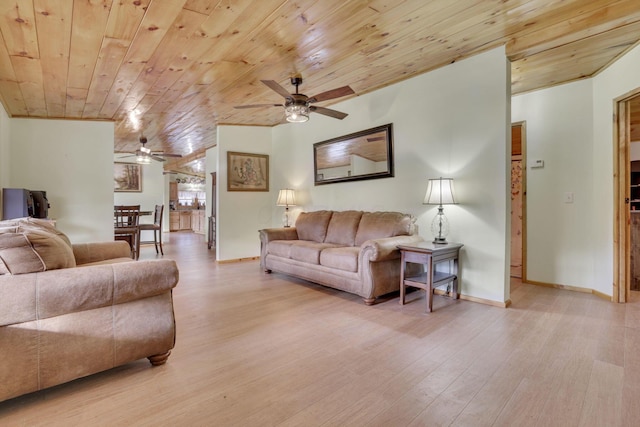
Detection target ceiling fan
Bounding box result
[119,136,183,164]
[234,77,355,122]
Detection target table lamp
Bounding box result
[276,189,296,227]
[423,177,457,244]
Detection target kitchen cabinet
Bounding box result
[179,211,191,230]
[169,211,180,231]
[170,210,192,231]
[169,182,178,201]
[191,210,205,234]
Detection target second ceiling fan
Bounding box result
[119,136,183,164]
[235,77,354,122]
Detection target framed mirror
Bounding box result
[314,123,394,185]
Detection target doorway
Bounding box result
[614,91,640,302]
[511,122,527,280]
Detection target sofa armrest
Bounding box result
[72,241,132,265]
[259,227,299,271]
[259,227,299,243]
[360,234,425,262]
[0,259,179,327]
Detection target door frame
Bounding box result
[511,121,528,282]
[613,88,640,303]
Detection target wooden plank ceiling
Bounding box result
[0,0,639,176]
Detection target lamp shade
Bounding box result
[423,178,457,205]
[276,189,296,206]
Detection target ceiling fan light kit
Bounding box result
[234,76,354,123]
[285,102,309,122]
[136,145,152,164]
[121,136,183,165]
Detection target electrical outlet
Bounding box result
[564,192,574,203]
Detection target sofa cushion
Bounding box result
[354,211,415,246]
[324,210,363,246]
[295,210,333,242]
[268,240,295,258]
[289,241,339,265]
[0,229,76,275]
[320,246,360,272]
[0,217,71,248]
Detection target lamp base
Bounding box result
[432,237,448,244]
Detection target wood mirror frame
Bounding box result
[313,123,394,186]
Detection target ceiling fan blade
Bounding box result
[234,104,283,109]
[152,152,182,158]
[309,105,348,120]
[261,80,292,98]
[150,155,166,162]
[118,154,136,158]
[309,86,355,103]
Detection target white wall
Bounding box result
[9,118,114,242]
[216,126,272,261]
[512,80,596,289]
[271,46,511,304]
[593,43,640,296]
[512,43,640,296]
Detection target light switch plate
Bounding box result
[532,159,544,168]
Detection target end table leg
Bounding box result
[399,253,406,305]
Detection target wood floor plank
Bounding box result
[578,360,624,427]
[0,232,639,426]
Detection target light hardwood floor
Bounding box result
[1,232,639,426]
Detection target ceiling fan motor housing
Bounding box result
[286,93,309,107]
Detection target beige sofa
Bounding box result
[259,210,423,304]
[0,218,178,403]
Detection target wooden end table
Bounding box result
[398,241,463,312]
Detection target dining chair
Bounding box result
[139,204,164,255]
[114,205,140,260]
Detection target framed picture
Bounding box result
[227,151,269,192]
[114,162,142,192]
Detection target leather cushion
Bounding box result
[0,217,71,247]
[324,210,363,246]
[354,212,415,246]
[295,210,333,242]
[0,229,76,275]
[268,240,295,258]
[289,241,339,265]
[320,246,360,272]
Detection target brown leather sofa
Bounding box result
[0,218,178,403]
[259,210,423,304]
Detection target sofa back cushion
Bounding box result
[324,210,363,246]
[354,211,417,246]
[295,210,333,242]
[0,229,76,275]
[0,217,71,247]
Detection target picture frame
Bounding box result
[227,151,269,192]
[313,123,394,186]
[114,162,142,192]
